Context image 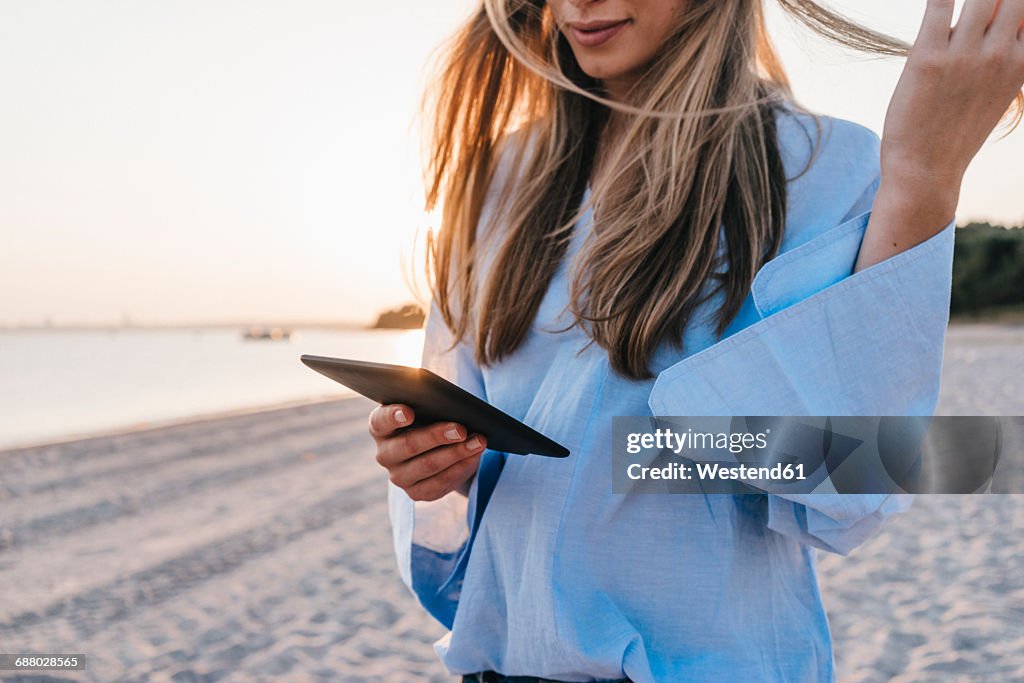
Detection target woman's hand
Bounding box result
[369,403,485,501]
[856,0,1024,271]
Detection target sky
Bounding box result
[1,0,1020,327]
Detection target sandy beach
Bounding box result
[1,323,1022,683]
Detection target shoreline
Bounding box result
[0,393,358,455]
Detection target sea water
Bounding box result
[0,327,424,450]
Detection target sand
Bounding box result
[0,323,1021,682]
[818,323,1024,683]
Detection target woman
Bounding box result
[370,0,1024,680]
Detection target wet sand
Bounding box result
[0,324,1021,682]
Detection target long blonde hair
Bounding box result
[421,0,1024,380]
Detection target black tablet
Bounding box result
[300,355,570,458]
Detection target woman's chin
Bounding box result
[576,60,632,84]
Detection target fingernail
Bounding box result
[445,426,461,441]
[394,409,408,425]
[467,436,482,451]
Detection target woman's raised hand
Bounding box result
[856,0,1024,271]
[368,404,485,501]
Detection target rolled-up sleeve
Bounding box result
[648,206,957,555]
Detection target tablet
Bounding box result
[300,355,570,458]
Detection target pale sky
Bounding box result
[1,0,1020,327]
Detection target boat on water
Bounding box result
[242,326,293,341]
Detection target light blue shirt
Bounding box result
[387,106,957,682]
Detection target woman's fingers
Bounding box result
[921,0,1024,51]
[917,0,956,49]
[992,0,1024,36]
[368,403,413,439]
[403,450,484,502]
[368,401,487,500]
[376,420,470,468]
[953,0,1000,42]
[388,434,487,490]
[952,0,1024,43]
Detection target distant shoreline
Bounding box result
[0,322,391,333]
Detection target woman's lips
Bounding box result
[569,20,630,48]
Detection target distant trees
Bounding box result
[373,303,425,329]
[951,224,1024,316]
